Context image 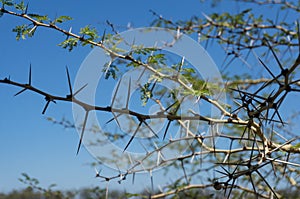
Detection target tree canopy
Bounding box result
[1,0,300,198]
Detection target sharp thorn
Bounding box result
[123,121,142,152]
[163,120,172,140]
[111,78,122,107]
[150,170,154,191]
[132,172,135,184]
[143,120,159,138]
[150,79,157,93]
[14,88,27,96]
[264,39,284,71]
[101,29,106,43]
[42,100,50,114]
[126,77,131,109]
[25,2,28,14]
[76,111,89,155]
[29,64,32,85]
[66,66,73,96]
[258,58,278,82]
[73,83,88,96]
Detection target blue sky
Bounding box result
[0,0,299,194]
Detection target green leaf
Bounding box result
[14,1,26,12]
[292,143,300,149]
[12,24,28,40]
[58,38,79,51]
[140,82,152,106]
[54,15,72,24]
[0,0,13,6]
[148,53,166,65]
[79,25,99,41]
[132,46,158,55]
[102,64,119,79]
[28,13,48,22]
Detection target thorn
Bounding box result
[14,88,27,96]
[176,57,184,79]
[101,29,106,43]
[132,172,135,184]
[3,76,10,83]
[150,79,157,93]
[258,58,280,85]
[76,111,89,155]
[297,20,300,53]
[269,104,284,125]
[249,132,257,162]
[25,2,28,14]
[163,120,172,140]
[28,64,32,85]
[73,83,88,96]
[283,152,290,176]
[42,99,51,114]
[95,168,101,177]
[143,120,159,138]
[28,25,37,35]
[180,159,188,184]
[110,112,122,128]
[66,66,73,96]
[164,100,178,112]
[150,170,154,192]
[163,98,183,140]
[231,88,266,101]
[201,12,213,22]
[138,139,149,154]
[125,77,131,109]
[123,121,142,152]
[105,116,116,124]
[255,170,279,199]
[157,151,161,166]
[264,38,284,71]
[66,27,72,40]
[227,178,236,199]
[111,78,122,107]
[249,175,258,199]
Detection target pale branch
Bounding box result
[240,0,300,12]
[150,182,270,199]
[150,184,214,199]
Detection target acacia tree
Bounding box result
[1,0,300,198]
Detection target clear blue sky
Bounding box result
[0,0,298,194]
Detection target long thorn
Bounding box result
[29,64,32,85]
[66,66,73,96]
[76,110,89,155]
[264,39,284,71]
[111,78,122,107]
[126,77,131,109]
[123,121,142,152]
[258,58,280,85]
[73,83,88,96]
[143,120,159,138]
[42,100,50,114]
[163,120,172,140]
[14,88,27,96]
